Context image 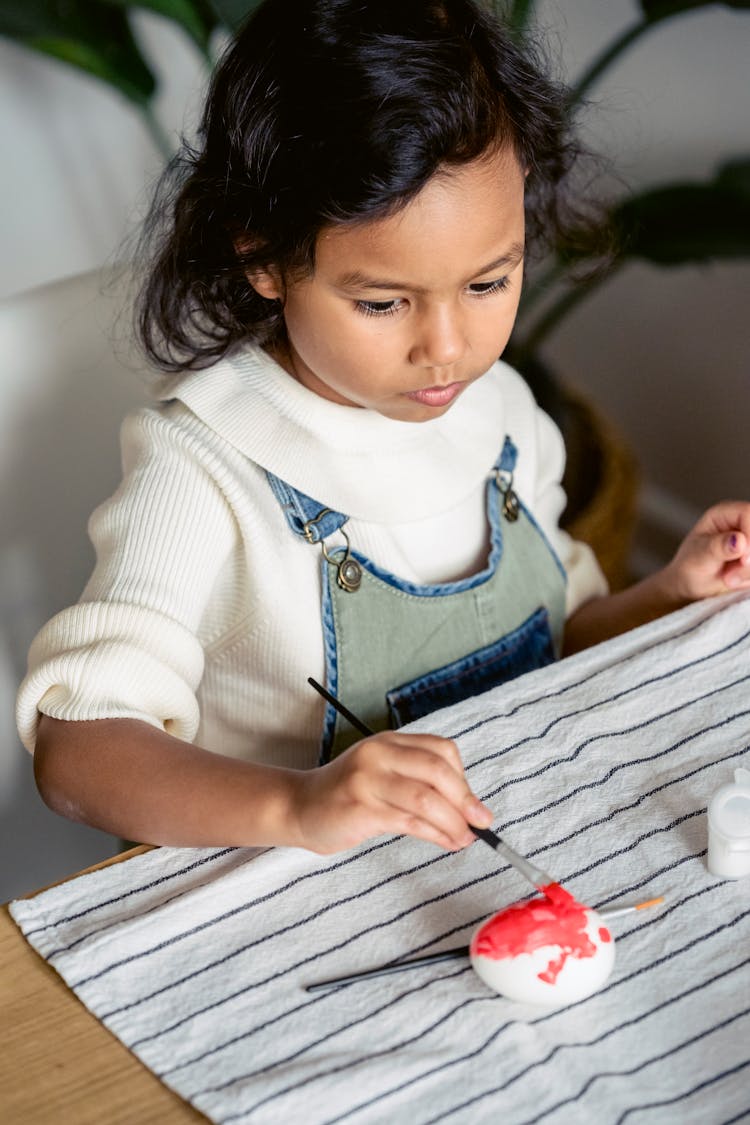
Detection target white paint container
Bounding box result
[707,767,750,879]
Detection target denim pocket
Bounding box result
[386,606,556,728]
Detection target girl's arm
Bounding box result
[564,500,750,654]
[34,715,493,854]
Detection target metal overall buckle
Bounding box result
[494,467,520,522]
[303,510,362,592]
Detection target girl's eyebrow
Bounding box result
[335,243,525,295]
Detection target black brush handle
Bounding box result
[306,945,469,993]
[308,677,374,737]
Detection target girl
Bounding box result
[17,0,750,856]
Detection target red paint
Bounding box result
[598,927,612,943]
[470,882,598,985]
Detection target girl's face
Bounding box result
[250,146,526,423]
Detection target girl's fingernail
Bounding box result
[728,533,739,552]
[468,799,493,825]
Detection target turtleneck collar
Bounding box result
[155,344,510,523]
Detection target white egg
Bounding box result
[470,893,615,1006]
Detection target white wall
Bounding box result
[531,1,750,572]
[0,17,209,900]
[1,1,748,899]
[0,15,209,299]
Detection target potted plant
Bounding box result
[497,0,750,584]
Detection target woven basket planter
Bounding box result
[560,388,640,592]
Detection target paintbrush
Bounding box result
[307,676,555,891]
[305,897,665,993]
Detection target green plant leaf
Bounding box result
[639,0,750,22]
[103,0,217,53]
[610,159,750,264]
[569,0,749,110]
[492,0,538,38]
[0,0,156,105]
[715,156,750,198]
[203,0,263,33]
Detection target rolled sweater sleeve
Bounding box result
[16,406,238,751]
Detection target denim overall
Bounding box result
[267,436,567,761]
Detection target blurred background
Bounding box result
[1,0,748,900]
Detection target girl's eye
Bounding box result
[355,298,403,318]
[468,277,510,297]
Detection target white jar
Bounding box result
[707,767,750,879]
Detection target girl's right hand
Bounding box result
[289,731,494,854]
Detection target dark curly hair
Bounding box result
[137,0,589,371]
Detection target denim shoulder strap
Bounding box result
[265,470,348,543]
[267,437,516,541]
[494,434,518,474]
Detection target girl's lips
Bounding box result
[404,382,464,407]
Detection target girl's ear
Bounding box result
[245,265,284,301]
[234,238,285,300]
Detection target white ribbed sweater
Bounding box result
[16,347,606,769]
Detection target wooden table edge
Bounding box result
[0,847,207,1124]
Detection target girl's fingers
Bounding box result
[379,772,478,848]
[705,530,750,588]
[724,556,750,588]
[722,531,747,559]
[374,736,494,827]
[302,731,495,853]
[670,509,750,598]
[385,812,473,851]
[694,500,750,537]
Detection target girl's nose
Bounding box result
[409,304,467,369]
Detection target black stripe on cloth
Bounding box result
[50,834,406,965]
[29,608,749,941]
[77,843,464,994]
[231,904,750,1125]
[297,889,749,1122]
[103,801,711,1040]
[448,615,750,744]
[464,661,750,781]
[202,894,750,1120]
[718,1103,750,1125]
[103,806,708,1034]
[613,1057,750,1124]
[53,730,741,971]
[198,933,750,1106]
[514,1007,750,1125]
[491,737,749,837]
[43,620,750,961]
[480,688,750,805]
[451,959,750,1116]
[390,843,707,974]
[63,665,743,977]
[192,963,474,1099]
[335,957,750,1125]
[504,744,747,843]
[122,867,498,1041]
[159,845,708,1081]
[20,847,238,938]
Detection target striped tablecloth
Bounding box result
[11,593,750,1124]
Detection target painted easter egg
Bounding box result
[469,883,615,1006]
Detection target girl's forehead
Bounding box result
[315,148,526,287]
